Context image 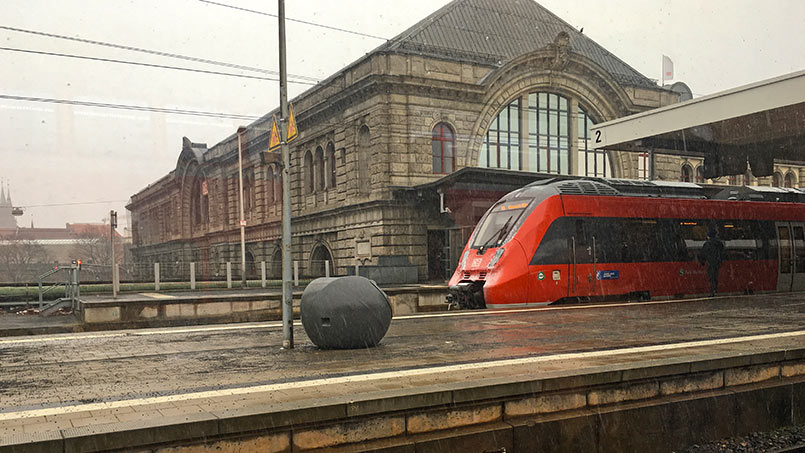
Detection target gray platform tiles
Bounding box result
[0,292,804,450]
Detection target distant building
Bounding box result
[127,0,803,284]
[0,183,17,229]
[0,223,123,283]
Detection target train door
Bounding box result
[775,222,805,291]
[570,219,596,298]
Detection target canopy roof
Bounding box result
[591,70,805,177]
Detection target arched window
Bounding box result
[432,123,455,174]
[357,125,371,194]
[695,166,705,183]
[265,166,275,205]
[270,248,282,279]
[772,172,783,187]
[680,164,693,182]
[191,178,209,227]
[785,171,797,188]
[480,99,520,170]
[637,153,649,180]
[578,107,608,177]
[315,146,325,192]
[480,93,575,175]
[242,169,254,216]
[304,150,314,194]
[274,165,282,205]
[310,243,334,278]
[326,142,336,188]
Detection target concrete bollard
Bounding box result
[154,262,160,291]
[293,260,299,286]
[190,262,196,290]
[261,261,266,288]
[301,276,392,349]
[325,260,330,278]
[226,262,232,289]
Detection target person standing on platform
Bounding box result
[699,229,725,296]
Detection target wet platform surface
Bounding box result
[0,292,803,438]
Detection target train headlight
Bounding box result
[487,248,504,268]
[460,250,470,269]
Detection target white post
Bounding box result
[226,262,232,289]
[293,260,299,286]
[325,260,330,278]
[237,127,247,288]
[355,260,360,278]
[113,263,120,297]
[261,261,266,288]
[154,262,160,291]
[190,262,196,290]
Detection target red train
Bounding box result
[447,179,805,309]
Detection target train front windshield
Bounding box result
[471,200,531,250]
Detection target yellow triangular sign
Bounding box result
[286,103,298,143]
[268,115,281,152]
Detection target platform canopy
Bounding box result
[591,70,805,178]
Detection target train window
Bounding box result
[779,226,792,274]
[718,221,761,261]
[590,218,624,263]
[530,217,571,265]
[793,226,805,273]
[471,200,532,250]
[679,220,708,261]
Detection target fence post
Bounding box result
[226,262,232,289]
[154,262,160,291]
[293,260,299,286]
[325,260,330,278]
[261,261,266,288]
[190,262,196,290]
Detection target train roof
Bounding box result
[711,185,805,203]
[514,178,708,200]
[510,178,805,204]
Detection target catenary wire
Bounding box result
[16,200,130,209]
[0,94,263,121]
[0,47,318,86]
[197,0,389,41]
[0,25,320,83]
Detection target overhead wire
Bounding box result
[196,0,389,41]
[0,25,320,83]
[0,94,263,121]
[0,46,317,86]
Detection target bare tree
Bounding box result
[0,237,51,283]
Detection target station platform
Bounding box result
[1,292,804,452]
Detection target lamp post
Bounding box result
[278,0,293,349]
[237,126,247,288]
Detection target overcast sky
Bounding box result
[1,0,803,229]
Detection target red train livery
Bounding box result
[447,179,805,309]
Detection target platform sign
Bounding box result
[596,270,619,280]
[286,103,298,143]
[268,115,281,152]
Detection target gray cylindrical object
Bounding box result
[301,276,392,349]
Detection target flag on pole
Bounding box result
[662,55,674,83]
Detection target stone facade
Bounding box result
[127,0,800,284]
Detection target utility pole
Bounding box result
[237,127,248,288]
[278,0,293,349]
[110,210,118,298]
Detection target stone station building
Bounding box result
[127,0,803,284]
